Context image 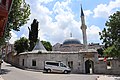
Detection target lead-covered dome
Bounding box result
[63,38,81,45]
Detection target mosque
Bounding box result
[52,36,102,52]
[52,6,102,52]
[18,6,99,74]
[5,6,120,75]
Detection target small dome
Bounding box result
[63,38,81,45]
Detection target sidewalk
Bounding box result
[97,75,120,80]
[0,76,4,80]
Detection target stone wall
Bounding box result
[19,51,97,73]
[7,50,120,75]
[94,59,120,75]
[94,60,107,74]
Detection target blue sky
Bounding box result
[9,0,120,45]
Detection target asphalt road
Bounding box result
[1,62,119,80]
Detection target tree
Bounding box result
[14,37,29,53]
[0,0,30,46]
[7,0,30,31]
[28,19,39,51]
[99,11,120,58]
[97,48,104,56]
[41,41,52,51]
[0,38,6,46]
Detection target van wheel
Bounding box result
[64,70,68,74]
[47,69,51,73]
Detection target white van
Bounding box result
[44,61,71,74]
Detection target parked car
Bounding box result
[44,61,71,74]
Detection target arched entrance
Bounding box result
[85,60,94,74]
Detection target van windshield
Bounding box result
[60,63,66,67]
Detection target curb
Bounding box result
[25,68,44,72]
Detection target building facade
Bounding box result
[52,38,103,52]
[19,50,98,74]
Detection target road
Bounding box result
[0,62,120,80]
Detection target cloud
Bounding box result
[87,25,101,43]
[38,0,54,4]
[9,31,18,44]
[34,0,81,44]
[93,0,120,18]
[84,10,93,17]
[11,0,103,45]
[53,0,72,14]
[26,0,54,5]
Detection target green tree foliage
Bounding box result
[28,19,39,51]
[97,48,104,56]
[41,41,52,51]
[7,0,30,31]
[0,0,30,46]
[0,38,6,46]
[14,37,29,53]
[103,45,115,57]
[99,11,120,58]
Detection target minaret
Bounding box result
[80,5,88,51]
[70,32,72,37]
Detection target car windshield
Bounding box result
[60,63,66,67]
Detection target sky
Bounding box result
[9,0,120,45]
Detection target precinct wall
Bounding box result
[19,51,97,73]
[94,59,120,75]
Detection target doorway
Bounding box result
[85,60,94,74]
[22,59,24,66]
[68,61,73,69]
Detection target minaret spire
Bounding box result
[81,4,84,17]
[80,5,88,51]
[81,4,85,25]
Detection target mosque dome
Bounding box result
[63,38,81,45]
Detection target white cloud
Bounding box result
[93,4,109,18]
[93,0,120,18]
[50,0,82,44]
[38,0,54,4]
[26,0,54,5]
[84,10,93,24]
[36,4,52,15]
[84,10,93,17]
[34,0,78,44]
[11,0,103,45]
[87,25,101,43]
[9,31,18,44]
[53,0,71,14]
